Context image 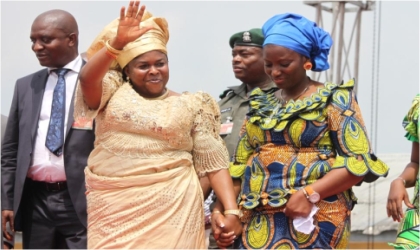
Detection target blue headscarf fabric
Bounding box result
[262,13,333,72]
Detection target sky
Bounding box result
[1,1,419,155]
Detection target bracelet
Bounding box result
[224,209,243,218]
[301,187,309,199]
[104,49,118,60]
[395,177,406,187]
[105,39,123,55]
[211,210,222,215]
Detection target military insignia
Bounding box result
[242,31,251,42]
[219,89,233,99]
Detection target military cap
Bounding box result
[229,28,264,48]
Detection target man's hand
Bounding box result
[1,210,14,241]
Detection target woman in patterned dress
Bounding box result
[74,1,241,248]
[212,13,389,249]
[387,94,419,249]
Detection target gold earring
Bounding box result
[126,76,130,82]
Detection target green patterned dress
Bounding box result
[389,94,420,249]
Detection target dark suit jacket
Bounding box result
[1,115,7,141]
[1,64,95,231]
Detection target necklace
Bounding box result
[144,88,169,100]
[279,85,310,105]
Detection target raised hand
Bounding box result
[111,1,152,50]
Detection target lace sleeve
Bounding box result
[192,92,230,176]
[74,70,123,121]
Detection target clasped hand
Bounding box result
[211,212,242,249]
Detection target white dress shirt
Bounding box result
[27,55,82,182]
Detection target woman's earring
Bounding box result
[126,76,130,83]
[303,62,312,71]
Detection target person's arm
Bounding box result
[199,176,212,200]
[1,83,20,239]
[190,93,243,247]
[285,168,364,218]
[286,86,389,219]
[208,170,241,211]
[211,179,242,212]
[211,118,253,247]
[79,48,114,110]
[207,169,240,218]
[396,142,419,188]
[387,141,419,222]
[79,1,152,110]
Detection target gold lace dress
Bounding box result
[74,70,229,249]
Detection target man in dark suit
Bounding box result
[1,115,14,250]
[1,9,94,249]
[1,115,7,140]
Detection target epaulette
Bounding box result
[219,89,234,99]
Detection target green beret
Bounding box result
[229,28,264,48]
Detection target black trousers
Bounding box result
[22,180,86,249]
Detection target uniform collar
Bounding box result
[226,82,277,99]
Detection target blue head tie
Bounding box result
[262,13,333,72]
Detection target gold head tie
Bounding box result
[86,10,169,70]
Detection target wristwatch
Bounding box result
[302,186,320,203]
[224,209,243,219]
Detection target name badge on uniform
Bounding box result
[220,107,232,113]
[72,117,93,130]
[220,116,234,135]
